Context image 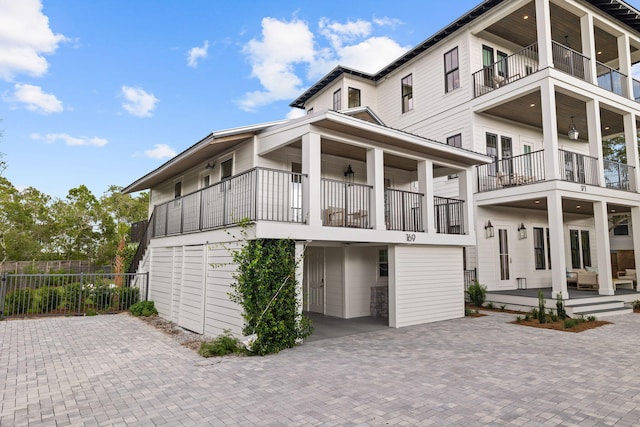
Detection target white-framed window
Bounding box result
[401,74,413,113]
[333,89,342,110]
[348,87,361,108]
[221,158,233,180]
[174,181,182,199]
[378,249,389,277]
[444,47,460,92]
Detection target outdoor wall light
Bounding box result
[205,162,215,170]
[485,220,495,238]
[568,116,579,140]
[518,222,527,240]
[344,164,355,182]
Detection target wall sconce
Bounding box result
[485,220,494,238]
[517,222,527,239]
[205,162,215,170]
[568,116,579,140]
[344,164,355,182]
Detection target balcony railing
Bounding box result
[434,196,464,235]
[473,43,539,97]
[551,41,592,82]
[476,150,545,192]
[604,159,634,191]
[152,167,306,237]
[321,179,372,228]
[558,149,600,186]
[634,78,640,103]
[385,189,423,232]
[596,62,628,98]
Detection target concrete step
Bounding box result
[571,307,633,317]
[566,300,625,316]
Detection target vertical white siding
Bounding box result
[148,247,174,318]
[325,247,344,317]
[393,245,464,327]
[171,247,183,322]
[178,245,206,334]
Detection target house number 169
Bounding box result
[406,233,416,242]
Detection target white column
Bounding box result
[631,207,640,292]
[581,13,597,85]
[458,169,474,238]
[585,99,605,186]
[302,132,322,227]
[294,241,306,314]
[535,0,554,69]
[547,193,568,299]
[624,113,640,192]
[417,160,434,233]
[618,34,634,99]
[367,148,386,230]
[541,80,560,181]
[388,245,397,328]
[594,201,614,296]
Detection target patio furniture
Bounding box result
[577,270,599,290]
[612,279,634,290]
[617,269,636,285]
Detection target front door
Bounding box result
[497,227,512,288]
[307,247,325,313]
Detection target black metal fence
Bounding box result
[0,272,148,319]
[434,196,465,235]
[476,150,545,192]
[464,268,477,303]
[321,179,372,228]
[558,149,600,186]
[473,43,539,97]
[385,189,423,232]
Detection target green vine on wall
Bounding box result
[228,235,312,355]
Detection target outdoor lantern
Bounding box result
[485,220,495,238]
[518,222,527,239]
[568,116,579,140]
[344,164,355,182]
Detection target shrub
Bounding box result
[466,281,487,308]
[4,288,33,315]
[199,331,243,357]
[129,300,158,317]
[85,308,98,316]
[117,287,140,311]
[91,284,115,311]
[564,318,583,329]
[500,305,506,311]
[537,290,546,324]
[38,286,61,313]
[515,316,522,323]
[63,283,86,312]
[633,300,640,311]
[486,302,494,310]
[586,315,597,322]
[556,293,567,320]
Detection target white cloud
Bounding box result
[144,144,176,159]
[0,0,68,80]
[187,40,209,67]
[121,85,158,118]
[238,17,315,111]
[239,16,410,111]
[10,83,63,114]
[31,132,108,147]
[285,108,306,120]
[373,16,403,29]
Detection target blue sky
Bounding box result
[1,0,639,198]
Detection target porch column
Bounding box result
[547,193,568,299]
[581,13,597,85]
[535,0,553,69]
[541,80,560,181]
[594,201,614,295]
[630,206,640,292]
[624,113,640,192]
[388,244,397,328]
[367,148,386,230]
[302,132,322,227]
[458,169,474,237]
[618,34,634,100]
[417,160,434,233]
[586,99,605,186]
[294,241,306,315]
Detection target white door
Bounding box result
[178,245,205,334]
[497,227,513,288]
[306,247,325,313]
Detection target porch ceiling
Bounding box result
[484,197,630,215]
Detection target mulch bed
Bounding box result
[138,314,206,351]
[510,318,611,333]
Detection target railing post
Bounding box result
[78,272,84,315]
[0,273,6,319]
[145,271,150,301]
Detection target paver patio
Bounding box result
[2,311,640,426]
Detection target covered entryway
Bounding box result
[304,312,388,342]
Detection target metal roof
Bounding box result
[290,0,640,109]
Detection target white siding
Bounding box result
[204,242,244,337]
[171,247,183,322]
[178,245,206,334]
[392,245,463,327]
[325,247,344,317]
[344,246,386,318]
[149,247,174,318]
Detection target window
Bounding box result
[486,133,498,175]
[174,181,182,199]
[291,162,302,183]
[581,230,591,267]
[401,74,413,113]
[447,134,462,148]
[202,175,210,188]
[221,158,233,180]
[570,229,591,269]
[497,51,508,77]
[614,221,629,235]
[333,89,341,110]
[348,87,361,108]
[378,249,389,277]
[534,227,546,270]
[444,47,460,92]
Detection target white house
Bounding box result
[124,0,640,336]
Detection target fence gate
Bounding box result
[0,273,149,319]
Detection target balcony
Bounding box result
[551,41,592,82]
[596,62,628,98]
[149,167,467,238]
[477,149,636,193]
[473,43,539,98]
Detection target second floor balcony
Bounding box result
[476,149,634,193]
[150,167,466,239]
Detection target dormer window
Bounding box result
[333,89,342,110]
[401,74,413,113]
[444,47,460,93]
[348,87,361,108]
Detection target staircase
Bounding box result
[565,300,632,317]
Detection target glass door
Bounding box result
[498,228,511,287]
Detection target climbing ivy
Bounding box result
[229,238,312,355]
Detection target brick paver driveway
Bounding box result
[2,311,640,426]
